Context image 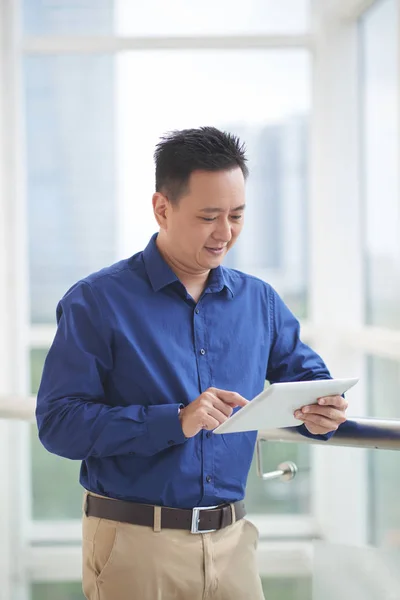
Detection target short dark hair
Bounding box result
[154,126,248,203]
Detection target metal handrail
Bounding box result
[256,418,400,480]
[256,460,298,482]
[258,418,400,451]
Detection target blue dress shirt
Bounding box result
[36,233,332,509]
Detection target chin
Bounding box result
[204,256,225,269]
[200,247,228,268]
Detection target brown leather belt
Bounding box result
[84,494,246,534]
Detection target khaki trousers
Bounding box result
[82,492,265,600]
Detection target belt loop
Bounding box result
[153,506,162,533]
[230,503,236,525]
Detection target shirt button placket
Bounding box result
[193,307,209,392]
[194,303,214,499]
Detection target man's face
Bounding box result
[155,168,246,272]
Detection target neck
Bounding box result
[156,234,210,298]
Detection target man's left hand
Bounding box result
[294,395,348,435]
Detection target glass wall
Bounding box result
[360,0,400,547]
[23,0,309,36]
[116,50,310,318]
[367,356,400,547]
[31,583,84,600]
[31,577,312,600]
[25,42,312,524]
[361,0,400,329]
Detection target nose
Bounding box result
[212,217,232,243]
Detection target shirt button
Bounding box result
[195,308,200,314]
[206,475,212,483]
[200,349,206,355]
[167,440,174,446]
[206,432,212,438]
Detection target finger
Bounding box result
[205,395,234,418]
[298,414,339,431]
[297,405,346,423]
[317,395,348,410]
[206,405,232,424]
[201,415,220,430]
[200,392,232,417]
[213,389,249,407]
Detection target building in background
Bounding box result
[24,0,116,324]
[227,115,309,318]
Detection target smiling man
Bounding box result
[36,126,347,600]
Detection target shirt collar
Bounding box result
[207,265,234,297]
[142,233,234,297]
[142,233,179,292]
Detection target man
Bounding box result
[36,126,347,600]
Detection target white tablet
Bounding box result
[213,377,359,434]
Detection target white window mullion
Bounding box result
[28,325,56,349]
[0,0,30,599]
[26,540,314,583]
[309,0,368,546]
[337,0,381,22]
[26,320,400,369]
[21,33,313,55]
[0,1,17,598]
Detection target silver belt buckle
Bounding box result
[190,505,219,534]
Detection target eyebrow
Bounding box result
[199,204,246,213]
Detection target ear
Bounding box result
[152,192,170,229]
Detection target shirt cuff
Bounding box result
[297,423,336,441]
[146,403,188,453]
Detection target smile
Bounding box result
[205,247,226,255]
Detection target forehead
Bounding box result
[181,168,245,209]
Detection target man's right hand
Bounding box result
[179,388,249,438]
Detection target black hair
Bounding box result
[154,126,248,203]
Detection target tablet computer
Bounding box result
[213,377,359,434]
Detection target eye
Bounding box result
[200,217,217,222]
[231,215,243,220]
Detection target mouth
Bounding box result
[204,246,226,256]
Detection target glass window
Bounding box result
[31,578,311,600]
[246,441,310,515]
[27,49,311,520]
[31,582,84,600]
[313,542,400,599]
[24,55,117,323]
[23,0,310,36]
[117,50,311,317]
[367,356,400,548]
[361,0,400,329]
[23,0,114,36]
[262,577,311,600]
[116,0,309,36]
[30,349,83,520]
